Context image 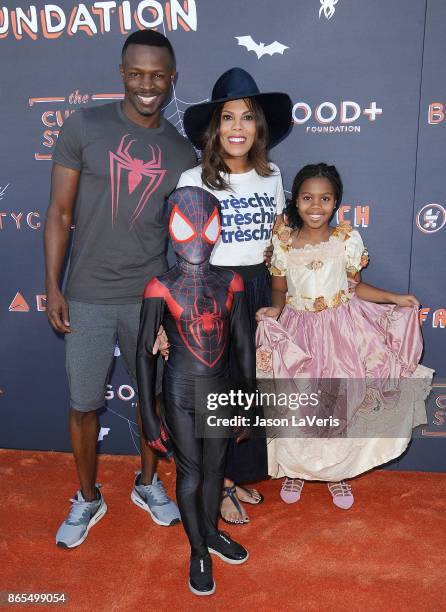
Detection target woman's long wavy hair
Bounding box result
[285,163,343,229]
[200,98,272,191]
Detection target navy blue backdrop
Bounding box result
[0,0,444,470]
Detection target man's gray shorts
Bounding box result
[66,300,163,412]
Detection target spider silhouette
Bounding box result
[109,134,166,227]
[189,297,223,348]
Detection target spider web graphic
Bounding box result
[0,183,10,200]
[106,405,141,454]
[162,90,208,137]
[161,22,208,137]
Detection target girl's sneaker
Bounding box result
[327,481,354,509]
[280,478,304,504]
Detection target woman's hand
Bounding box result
[256,306,282,321]
[153,325,170,359]
[391,293,420,308]
[263,243,273,267]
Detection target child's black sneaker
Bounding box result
[188,554,215,596]
[207,531,249,564]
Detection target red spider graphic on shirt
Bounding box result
[109,134,166,227]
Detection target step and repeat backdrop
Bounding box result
[1,0,445,469]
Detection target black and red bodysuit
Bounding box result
[136,186,255,556]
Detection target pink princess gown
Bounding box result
[256,223,433,481]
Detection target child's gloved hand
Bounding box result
[146,423,174,460]
[256,306,282,321]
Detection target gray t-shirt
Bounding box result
[53,102,196,304]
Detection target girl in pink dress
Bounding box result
[256,163,432,509]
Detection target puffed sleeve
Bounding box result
[345,229,369,275]
[271,163,286,215]
[269,229,290,277]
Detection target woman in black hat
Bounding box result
[177,67,292,524]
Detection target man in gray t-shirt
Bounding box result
[44,30,196,549]
[54,102,194,304]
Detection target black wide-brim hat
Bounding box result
[183,67,292,149]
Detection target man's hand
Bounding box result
[46,287,71,333]
[263,243,273,268]
[44,164,79,333]
[392,293,420,308]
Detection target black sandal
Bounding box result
[235,485,264,505]
[220,485,249,525]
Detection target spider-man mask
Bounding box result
[168,186,221,265]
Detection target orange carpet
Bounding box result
[1,449,445,611]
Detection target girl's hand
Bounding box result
[392,293,420,308]
[256,306,282,321]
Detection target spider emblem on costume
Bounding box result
[109,134,166,227]
[190,296,224,346]
[159,277,230,368]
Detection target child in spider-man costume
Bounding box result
[136,186,253,596]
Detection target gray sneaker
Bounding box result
[56,486,107,548]
[131,472,181,526]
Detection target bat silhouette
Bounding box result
[235,36,288,59]
[97,427,110,442]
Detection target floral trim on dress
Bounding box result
[275,223,293,252]
[331,221,353,240]
[360,248,370,268]
[305,260,324,271]
[256,346,273,373]
[313,289,352,311]
[313,296,328,312]
[346,247,369,275]
[286,289,353,312]
[276,223,292,241]
[270,265,284,277]
[270,223,292,276]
